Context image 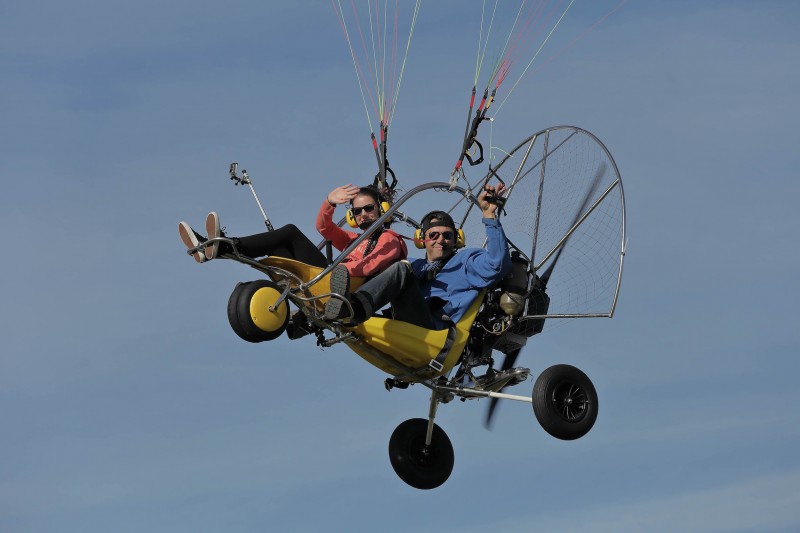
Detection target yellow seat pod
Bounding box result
[258,256,485,380]
[258,256,366,307]
[346,291,486,380]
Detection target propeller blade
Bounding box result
[540,162,606,285]
[484,348,523,429]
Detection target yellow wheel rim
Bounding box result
[249,287,288,332]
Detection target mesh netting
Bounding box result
[451,126,625,317]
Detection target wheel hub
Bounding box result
[551,381,588,422]
[408,438,436,466]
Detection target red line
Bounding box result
[386,0,399,124]
[532,0,629,76]
[513,0,545,57]
[503,0,545,77]
[331,0,347,35]
[350,1,381,120]
[500,0,566,90]
[351,0,377,92]
[374,0,382,95]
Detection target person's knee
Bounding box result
[396,260,413,277]
[390,260,411,272]
[380,260,410,282]
[380,260,406,277]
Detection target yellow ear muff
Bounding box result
[414,228,425,249]
[455,228,466,249]
[346,209,358,228]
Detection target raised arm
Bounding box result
[465,183,512,283]
[316,184,360,250]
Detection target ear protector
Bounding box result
[414,210,466,249]
[346,186,391,228]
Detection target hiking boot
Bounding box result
[324,266,354,322]
[205,212,221,260]
[179,221,206,263]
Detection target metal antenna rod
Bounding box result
[229,162,274,231]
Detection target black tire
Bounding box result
[388,418,454,490]
[227,280,289,343]
[227,282,251,341]
[532,364,598,440]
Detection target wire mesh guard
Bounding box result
[456,125,626,319]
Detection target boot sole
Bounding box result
[205,212,220,260]
[324,266,351,321]
[179,222,204,263]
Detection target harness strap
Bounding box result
[427,315,457,373]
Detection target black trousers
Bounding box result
[352,261,441,329]
[236,224,328,268]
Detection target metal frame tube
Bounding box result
[529,129,549,268]
[504,133,538,205]
[502,130,579,191]
[435,385,532,403]
[425,392,440,447]
[246,182,274,231]
[521,312,610,319]
[534,178,620,271]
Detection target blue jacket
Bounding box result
[411,218,512,325]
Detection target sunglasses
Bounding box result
[352,204,377,216]
[426,230,454,241]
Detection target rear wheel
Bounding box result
[388,418,454,490]
[532,364,598,440]
[227,280,289,342]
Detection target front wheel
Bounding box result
[227,280,289,343]
[388,418,454,490]
[532,364,598,440]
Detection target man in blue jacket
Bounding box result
[325,184,512,329]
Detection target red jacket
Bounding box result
[315,200,407,277]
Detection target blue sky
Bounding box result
[2,1,799,531]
